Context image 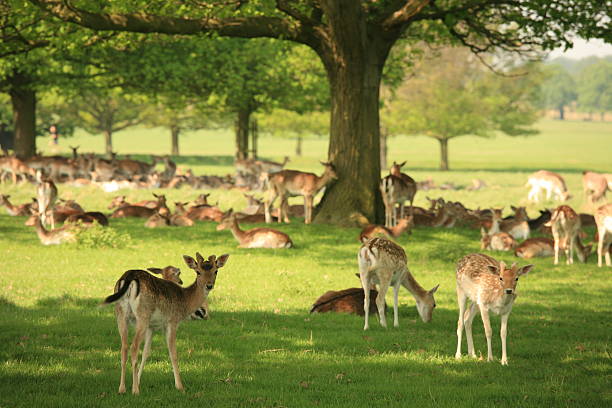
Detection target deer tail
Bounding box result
[101,271,140,305]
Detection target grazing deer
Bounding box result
[103,253,229,394]
[358,237,438,330]
[480,229,518,252]
[549,205,589,265]
[595,203,612,267]
[359,216,414,243]
[526,170,571,202]
[455,253,534,365]
[514,237,555,259]
[36,170,58,229]
[217,209,293,248]
[582,171,608,206]
[264,162,337,224]
[0,194,32,216]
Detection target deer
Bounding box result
[217,209,293,248]
[264,161,337,224]
[144,211,171,228]
[191,193,211,207]
[36,170,58,229]
[255,156,290,175]
[358,237,439,330]
[595,203,612,267]
[480,229,518,252]
[526,170,571,202]
[380,162,417,228]
[582,171,608,206]
[514,237,555,259]
[28,209,78,245]
[102,252,229,394]
[359,216,414,243]
[0,194,32,216]
[110,194,168,219]
[455,253,534,365]
[549,205,589,265]
[310,287,385,316]
[170,202,195,227]
[0,155,36,183]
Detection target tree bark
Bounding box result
[104,129,113,157]
[250,117,258,159]
[171,125,180,156]
[439,138,449,171]
[235,109,250,160]
[8,73,37,159]
[558,105,565,120]
[380,127,388,171]
[295,136,303,156]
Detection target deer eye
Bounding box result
[499,277,503,281]
[515,278,519,281]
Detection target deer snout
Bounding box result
[505,289,513,295]
[206,284,214,290]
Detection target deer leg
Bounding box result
[137,328,154,384]
[130,319,149,395]
[392,279,401,328]
[264,189,277,224]
[281,196,291,223]
[376,279,390,328]
[455,288,467,359]
[117,309,129,394]
[553,233,560,265]
[479,305,493,362]
[597,233,604,267]
[165,323,184,392]
[304,195,314,224]
[500,313,510,365]
[464,302,478,358]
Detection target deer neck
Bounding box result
[34,218,52,241]
[183,278,206,316]
[431,207,449,227]
[1,199,18,215]
[489,216,501,234]
[229,217,248,243]
[389,223,407,238]
[400,270,428,301]
[314,171,333,191]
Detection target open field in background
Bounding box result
[1,118,610,407]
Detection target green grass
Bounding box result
[1,119,611,407]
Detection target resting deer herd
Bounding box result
[2,152,611,394]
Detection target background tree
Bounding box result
[383,48,543,171]
[577,60,612,120]
[33,0,610,225]
[258,109,329,156]
[540,65,577,120]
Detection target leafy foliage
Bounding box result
[576,60,612,115]
[74,224,132,249]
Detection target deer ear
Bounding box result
[487,265,498,274]
[399,161,406,167]
[429,284,440,294]
[216,254,230,268]
[183,255,197,269]
[147,268,163,275]
[511,205,517,211]
[519,264,534,276]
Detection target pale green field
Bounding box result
[0,118,610,407]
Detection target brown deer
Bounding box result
[380,162,417,228]
[170,202,194,227]
[359,216,414,243]
[102,252,229,394]
[499,206,530,240]
[217,209,293,248]
[144,211,171,228]
[514,237,555,259]
[264,162,337,224]
[595,203,612,267]
[36,170,58,229]
[0,194,32,216]
[526,170,571,202]
[110,194,167,218]
[29,211,78,245]
[310,288,384,316]
[358,237,438,330]
[0,156,36,183]
[146,266,209,320]
[549,205,588,265]
[480,229,518,252]
[582,171,608,206]
[455,253,533,365]
[186,204,224,222]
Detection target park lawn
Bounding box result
[0,118,610,407]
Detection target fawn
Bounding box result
[217,209,293,248]
[358,237,438,330]
[455,253,533,365]
[103,253,229,394]
[514,237,555,259]
[359,216,414,243]
[595,203,612,267]
[480,229,517,252]
[549,205,591,265]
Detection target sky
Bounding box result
[548,38,612,60]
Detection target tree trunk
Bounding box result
[312,7,392,226]
[8,74,37,159]
[296,136,303,156]
[250,117,258,159]
[235,109,250,160]
[171,125,180,156]
[380,127,388,171]
[104,129,113,157]
[558,105,565,120]
[439,138,449,171]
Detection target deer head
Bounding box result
[183,252,230,291]
[147,266,183,285]
[415,284,439,323]
[487,262,534,295]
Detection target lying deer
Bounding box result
[514,237,554,259]
[0,194,32,216]
[217,210,293,249]
[310,288,384,316]
[359,216,414,243]
[480,229,517,252]
[110,194,167,218]
[549,205,590,265]
[144,211,171,228]
[455,253,534,365]
[358,237,438,329]
[526,170,571,202]
[102,252,229,394]
[264,161,337,224]
[29,211,78,245]
[0,156,36,183]
[595,203,612,267]
[170,202,195,227]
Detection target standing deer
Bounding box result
[526,170,571,202]
[582,171,608,206]
[264,162,337,224]
[0,156,36,183]
[217,209,293,248]
[380,161,417,227]
[595,203,612,267]
[455,253,534,365]
[549,205,589,265]
[36,170,58,229]
[358,237,438,330]
[102,252,229,394]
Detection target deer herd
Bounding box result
[1,147,611,393]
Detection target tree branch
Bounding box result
[381,0,431,30]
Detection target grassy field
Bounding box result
[0,119,611,407]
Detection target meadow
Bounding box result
[0,119,610,407]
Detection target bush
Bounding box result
[75,225,132,249]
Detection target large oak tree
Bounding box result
[31,0,609,225]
